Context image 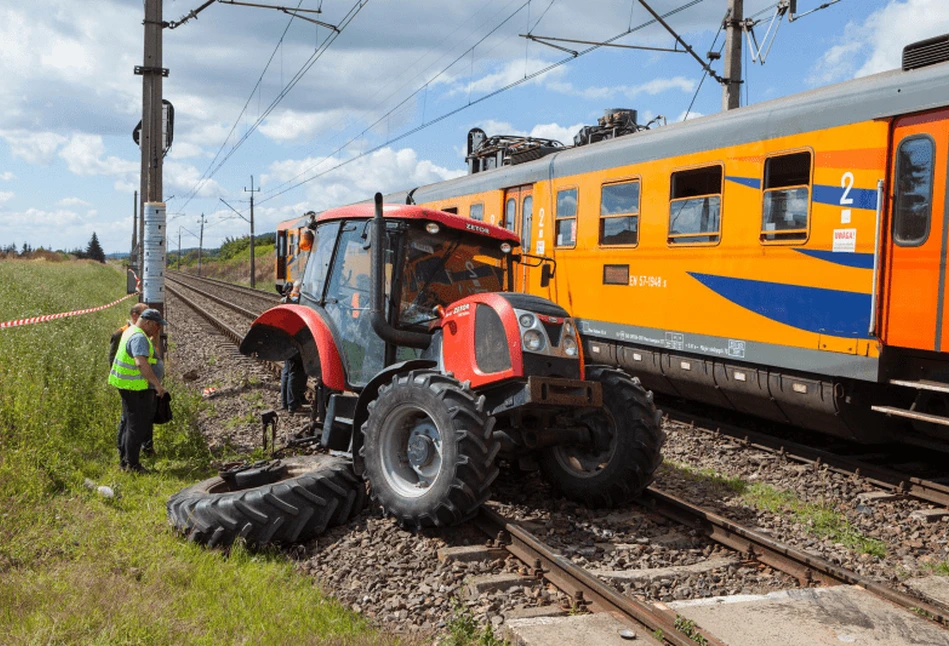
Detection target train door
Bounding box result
[882,109,949,351]
[276,230,288,285]
[503,184,533,292]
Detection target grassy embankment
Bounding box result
[0,259,405,646]
[171,236,277,290]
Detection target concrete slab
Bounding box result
[503,605,568,621]
[463,573,529,597]
[666,585,949,646]
[591,557,739,582]
[854,491,903,504]
[910,509,949,523]
[904,575,949,607]
[504,612,662,646]
[437,545,509,563]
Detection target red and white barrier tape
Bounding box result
[0,293,138,330]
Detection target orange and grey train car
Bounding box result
[383,35,949,447]
[275,212,316,292]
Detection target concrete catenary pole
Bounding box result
[137,0,166,313]
[245,176,260,288]
[722,0,743,111]
[198,213,206,277]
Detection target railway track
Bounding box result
[165,275,949,645]
[663,407,949,512]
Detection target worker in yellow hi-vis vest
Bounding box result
[108,308,167,473]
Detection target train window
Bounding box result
[470,203,484,221]
[669,166,723,244]
[761,151,811,242]
[443,206,458,214]
[600,181,640,246]
[894,136,935,246]
[556,188,578,247]
[504,198,516,231]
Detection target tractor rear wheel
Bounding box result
[361,370,500,529]
[166,455,365,547]
[540,365,664,508]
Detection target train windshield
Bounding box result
[397,227,509,328]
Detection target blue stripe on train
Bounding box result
[725,176,761,190]
[793,249,875,269]
[724,176,877,212]
[687,272,871,338]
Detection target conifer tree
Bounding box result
[86,232,106,263]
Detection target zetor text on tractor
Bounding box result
[240,194,664,528]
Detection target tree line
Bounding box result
[1,233,107,263]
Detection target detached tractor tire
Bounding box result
[361,370,501,529]
[540,365,664,508]
[167,455,366,547]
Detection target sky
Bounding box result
[2,0,949,254]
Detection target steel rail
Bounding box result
[166,283,246,345]
[477,505,726,646]
[167,270,280,304]
[166,274,262,321]
[644,487,949,627]
[663,408,949,508]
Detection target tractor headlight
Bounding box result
[519,313,535,328]
[562,334,578,357]
[523,329,545,352]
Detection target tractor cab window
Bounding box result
[398,227,508,329]
[301,220,340,302]
[324,222,383,386]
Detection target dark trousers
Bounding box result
[280,355,306,412]
[117,400,154,453]
[119,389,155,468]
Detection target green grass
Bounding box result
[0,259,405,646]
[664,461,887,558]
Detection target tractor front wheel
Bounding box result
[540,365,665,508]
[361,370,500,529]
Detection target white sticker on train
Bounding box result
[832,228,856,253]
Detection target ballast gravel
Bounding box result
[163,282,949,641]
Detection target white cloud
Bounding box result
[263,146,464,212]
[163,161,225,200]
[259,109,351,143]
[0,130,68,165]
[548,76,695,101]
[58,197,91,208]
[59,134,138,177]
[809,0,949,84]
[0,191,13,204]
[457,58,566,96]
[0,172,14,181]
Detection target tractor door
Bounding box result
[503,184,534,292]
[882,109,949,351]
[321,221,384,387]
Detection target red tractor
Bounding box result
[240,194,664,528]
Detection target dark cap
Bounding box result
[139,308,169,326]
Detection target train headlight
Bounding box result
[523,329,545,352]
[519,313,535,328]
[563,320,574,337]
[562,334,578,357]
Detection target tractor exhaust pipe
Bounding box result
[370,193,431,349]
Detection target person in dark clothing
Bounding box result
[108,308,167,473]
[280,282,307,414]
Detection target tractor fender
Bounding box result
[351,358,437,475]
[239,304,347,391]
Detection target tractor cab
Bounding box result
[241,195,663,528]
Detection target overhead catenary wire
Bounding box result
[258,0,710,206]
[179,0,370,210]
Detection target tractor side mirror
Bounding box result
[541,263,554,288]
